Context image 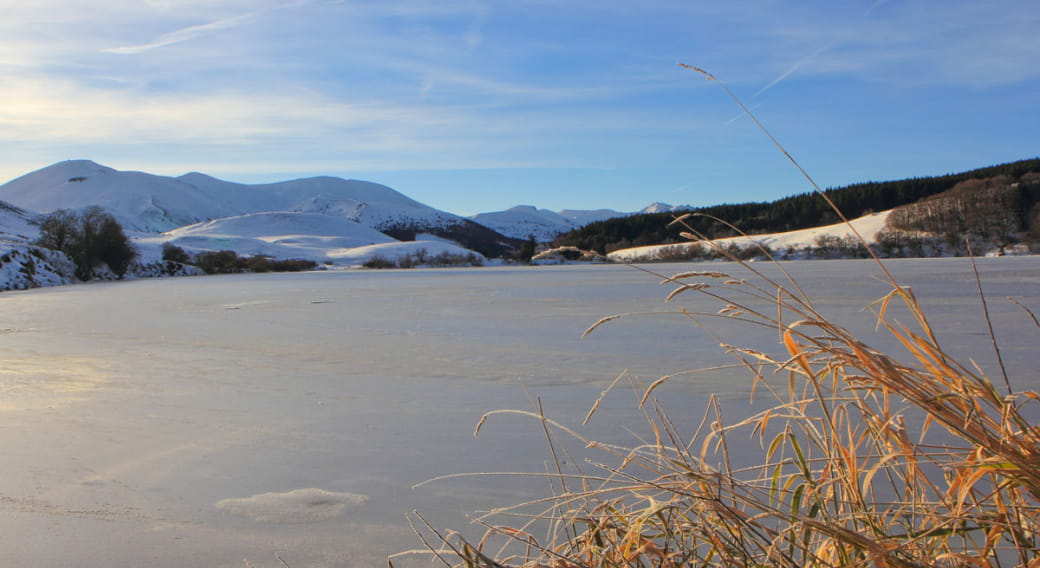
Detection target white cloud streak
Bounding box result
[753,46,831,98]
[103,0,314,54]
[724,103,762,126]
[103,13,259,54]
[864,0,894,16]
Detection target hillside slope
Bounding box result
[607,211,892,262]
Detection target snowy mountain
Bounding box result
[470,205,678,242]
[0,160,464,234]
[0,160,517,257]
[639,202,690,214]
[557,208,625,226]
[0,160,240,232]
[179,172,461,232]
[470,206,580,242]
[470,206,629,242]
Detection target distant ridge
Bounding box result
[469,205,686,242]
[471,206,582,242]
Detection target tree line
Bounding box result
[554,158,1040,254]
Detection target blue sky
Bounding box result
[1,1,1037,216]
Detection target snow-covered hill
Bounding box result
[0,160,518,259]
[0,199,73,290]
[180,172,465,232]
[0,160,493,240]
[0,160,241,232]
[608,211,893,262]
[0,200,39,245]
[138,211,398,262]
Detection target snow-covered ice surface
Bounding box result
[0,258,1037,567]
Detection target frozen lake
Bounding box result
[0,257,1037,567]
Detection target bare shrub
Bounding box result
[362,255,397,269]
[161,243,191,264]
[36,206,136,279]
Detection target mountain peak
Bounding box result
[640,202,675,214]
[35,159,116,179]
[179,171,222,182]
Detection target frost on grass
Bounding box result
[216,488,367,523]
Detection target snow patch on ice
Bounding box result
[216,488,367,523]
[329,240,485,265]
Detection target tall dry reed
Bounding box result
[393,69,1040,568]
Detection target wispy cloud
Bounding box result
[0,77,458,146]
[465,1,488,49]
[103,1,313,55]
[0,68,689,175]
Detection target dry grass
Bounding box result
[396,251,1040,568]
[392,69,1040,568]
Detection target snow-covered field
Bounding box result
[0,258,1037,567]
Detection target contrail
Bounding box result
[104,0,314,55]
[725,103,762,126]
[753,45,830,98]
[754,0,893,98]
[104,12,259,54]
[865,0,893,16]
